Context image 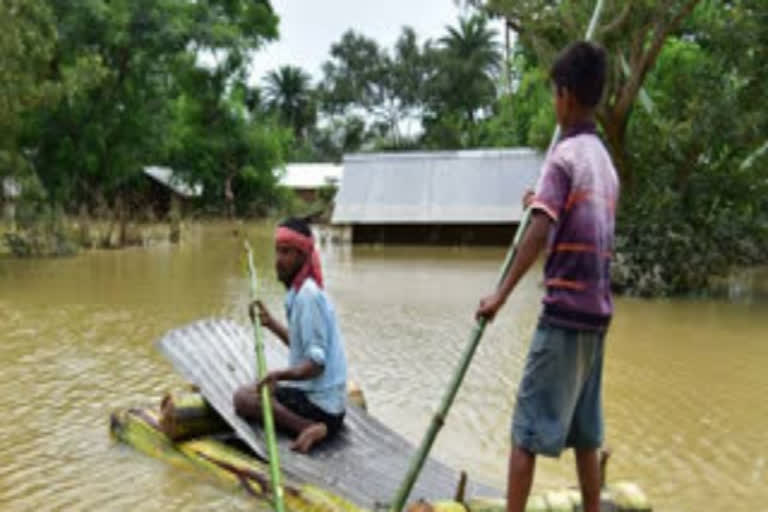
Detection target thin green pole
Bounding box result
[244,241,286,512]
[389,2,606,509]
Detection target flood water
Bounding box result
[1,222,766,511]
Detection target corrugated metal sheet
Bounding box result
[156,318,499,506]
[277,163,342,189]
[332,148,543,224]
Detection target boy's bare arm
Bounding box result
[476,211,551,321]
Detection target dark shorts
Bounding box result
[511,320,605,457]
[274,386,345,438]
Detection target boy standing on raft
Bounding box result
[476,42,618,512]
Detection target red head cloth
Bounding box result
[275,226,324,291]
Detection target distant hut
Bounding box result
[277,163,343,204]
[331,149,543,245]
[142,166,203,219]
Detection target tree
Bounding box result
[166,64,290,217]
[429,14,501,123]
[319,27,434,147]
[0,0,54,168]
[289,116,372,163]
[478,0,703,190]
[419,14,502,148]
[475,65,553,149]
[0,0,103,179]
[465,0,768,294]
[264,65,316,140]
[22,0,279,213]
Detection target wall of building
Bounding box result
[350,223,521,246]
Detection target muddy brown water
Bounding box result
[1,222,766,511]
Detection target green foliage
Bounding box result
[614,182,768,296]
[472,0,768,295]
[264,66,316,140]
[166,77,292,216]
[6,197,78,257]
[474,63,553,149]
[4,0,767,296]
[314,13,503,151]
[482,0,709,187]
[606,0,768,295]
[319,27,434,148]
[424,15,501,124]
[0,0,104,181]
[19,0,279,213]
[290,116,372,163]
[0,0,55,146]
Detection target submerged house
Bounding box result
[331,149,543,245]
[142,166,203,218]
[277,163,343,204]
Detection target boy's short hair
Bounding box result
[550,41,606,107]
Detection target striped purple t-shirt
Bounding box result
[530,122,619,331]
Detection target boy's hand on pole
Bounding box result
[476,292,505,322]
[522,188,535,209]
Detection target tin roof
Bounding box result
[143,166,203,198]
[332,148,543,224]
[277,163,342,190]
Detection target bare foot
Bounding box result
[290,423,328,453]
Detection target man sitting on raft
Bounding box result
[234,217,348,453]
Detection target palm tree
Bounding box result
[263,65,316,140]
[435,15,501,122]
[440,15,500,69]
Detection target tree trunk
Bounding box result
[97,193,114,248]
[3,202,16,231]
[116,196,127,248]
[224,172,235,219]
[168,195,181,244]
[600,111,633,192]
[78,203,92,248]
[505,21,512,94]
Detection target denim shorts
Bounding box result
[511,320,605,457]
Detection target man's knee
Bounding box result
[233,386,258,416]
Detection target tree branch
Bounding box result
[599,2,632,36]
[616,0,701,122]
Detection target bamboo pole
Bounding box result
[244,241,286,512]
[389,2,607,509]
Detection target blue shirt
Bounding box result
[283,278,347,414]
